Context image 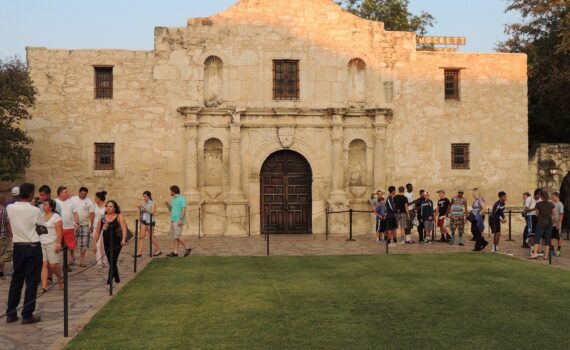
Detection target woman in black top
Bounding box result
[92,200,127,286]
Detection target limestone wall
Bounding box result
[24,0,529,236]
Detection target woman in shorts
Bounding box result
[135,191,162,257]
[40,199,64,292]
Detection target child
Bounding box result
[551,192,565,256]
[489,191,507,252]
[374,197,387,243]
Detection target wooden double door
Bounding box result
[261,150,312,234]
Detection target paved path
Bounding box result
[0,232,569,349]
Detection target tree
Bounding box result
[0,57,37,181]
[338,0,435,36]
[498,0,570,143]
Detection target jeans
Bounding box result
[7,243,43,319]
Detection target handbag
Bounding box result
[35,224,48,236]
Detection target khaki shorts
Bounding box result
[0,237,12,262]
[42,240,61,264]
[170,222,183,239]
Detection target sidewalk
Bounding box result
[0,232,568,350]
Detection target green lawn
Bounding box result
[66,254,570,350]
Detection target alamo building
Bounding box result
[23,0,529,236]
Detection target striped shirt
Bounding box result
[0,205,9,238]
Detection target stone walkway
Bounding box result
[0,232,568,349]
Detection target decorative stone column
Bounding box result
[373,113,388,192]
[327,110,350,234]
[177,106,202,237]
[225,109,248,236]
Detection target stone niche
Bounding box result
[348,58,366,104]
[204,55,223,107]
[203,138,224,201]
[347,139,367,199]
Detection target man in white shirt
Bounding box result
[55,186,76,268]
[71,187,94,267]
[6,183,42,325]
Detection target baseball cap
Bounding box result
[437,189,445,193]
[457,188,465,193]
[11,186,20,196]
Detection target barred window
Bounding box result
[273,60,299,100]
[94,67,113,99]
[444,69,460,100]
[95,143,115,170]
[451,143,470,169]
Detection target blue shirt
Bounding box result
[170,195,187,222]
[375,204,385,218]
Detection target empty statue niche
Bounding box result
[204,55,223,107]
[347,58,366,103]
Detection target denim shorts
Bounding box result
[535,225,553,246]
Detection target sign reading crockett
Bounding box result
[417,36,467,45]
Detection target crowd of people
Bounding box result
[0,183,191,325]
[369,184,565,257]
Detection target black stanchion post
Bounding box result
[507,210,514,241]
[198,207,201,239]
[109,232,114,296]
[247,204,251,237]
[386,240,389,255]
[63,244,69,338]
[325,208,329,241]
[549,248,552,265]
[487,208,491,238]
[149,215,153,258]
[134,219,139,273]
[347,209,355,241]
[266,224,269,256]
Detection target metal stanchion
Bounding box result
[63,244,69,338]
[247,204,251,237]
[347,209,355,241]
[386,239,389,255]
[487,209,491,238]
[109,233,114,296]
[134,219,139,273]
[149,215,153,258]
[325,208,329,241]
[198,207,201,239]
[266,223,269,256]
[506,210,514,241]
[549,247,552,265]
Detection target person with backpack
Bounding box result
[447,189,468,246]
[420,192,435,244]
[385,186,398,245]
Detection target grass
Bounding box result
[66,254,570,350]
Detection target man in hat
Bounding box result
[435,189,451,242]
[447,189,468,246]
[6,187,20,207]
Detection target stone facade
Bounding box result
[24,0,529,236]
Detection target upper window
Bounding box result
[95,143,115,170]
[444,69,460,100]
[273,60,299,100]
[94,67,113,99]
[451,143,470,169]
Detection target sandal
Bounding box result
[58,279,64,290]
[80,264,87,268]
[38,288,48,295]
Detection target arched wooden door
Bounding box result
[561,172,570,229]
[261,150,312,234]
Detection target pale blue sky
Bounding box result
[0,0,520,59]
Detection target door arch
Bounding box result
[260,150,312,234]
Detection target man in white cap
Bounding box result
[6,187,20,207]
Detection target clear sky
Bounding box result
[0,0,521,59]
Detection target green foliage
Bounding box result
[67,254,570,349]
[498,0,570,143]
[338,0,435,35]
[0,57,36,181]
